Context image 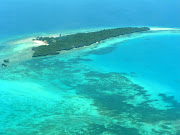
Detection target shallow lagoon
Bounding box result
[0,29,180,135]
[92,32,180,101]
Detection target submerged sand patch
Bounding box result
[1,27,180,64]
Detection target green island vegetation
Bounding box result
[32,27,150,57]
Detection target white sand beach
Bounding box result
[2,27,180,64]
[150,27,180,31]
[32,40,49,46]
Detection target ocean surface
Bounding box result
[0,0,180,135]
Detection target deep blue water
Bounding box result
[0,0,180,36]
[0,0,180,134]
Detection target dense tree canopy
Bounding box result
[32,27,150,57]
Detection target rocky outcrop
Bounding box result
[2,63,8,67]
[4,59,9,63]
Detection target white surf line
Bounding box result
[150,27,180,31]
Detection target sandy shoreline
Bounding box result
[32,40,49,46]
[150,27,180,31]
[12,27,180,44]
[10,27,180,47]
[2,27,180,63]
[10,36,53,46]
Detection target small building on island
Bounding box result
[59,34,62,39]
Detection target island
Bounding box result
[32,27,150,57]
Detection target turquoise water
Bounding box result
[92,32,180,101]
[1,0,180,134]
[0,29,180,134]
